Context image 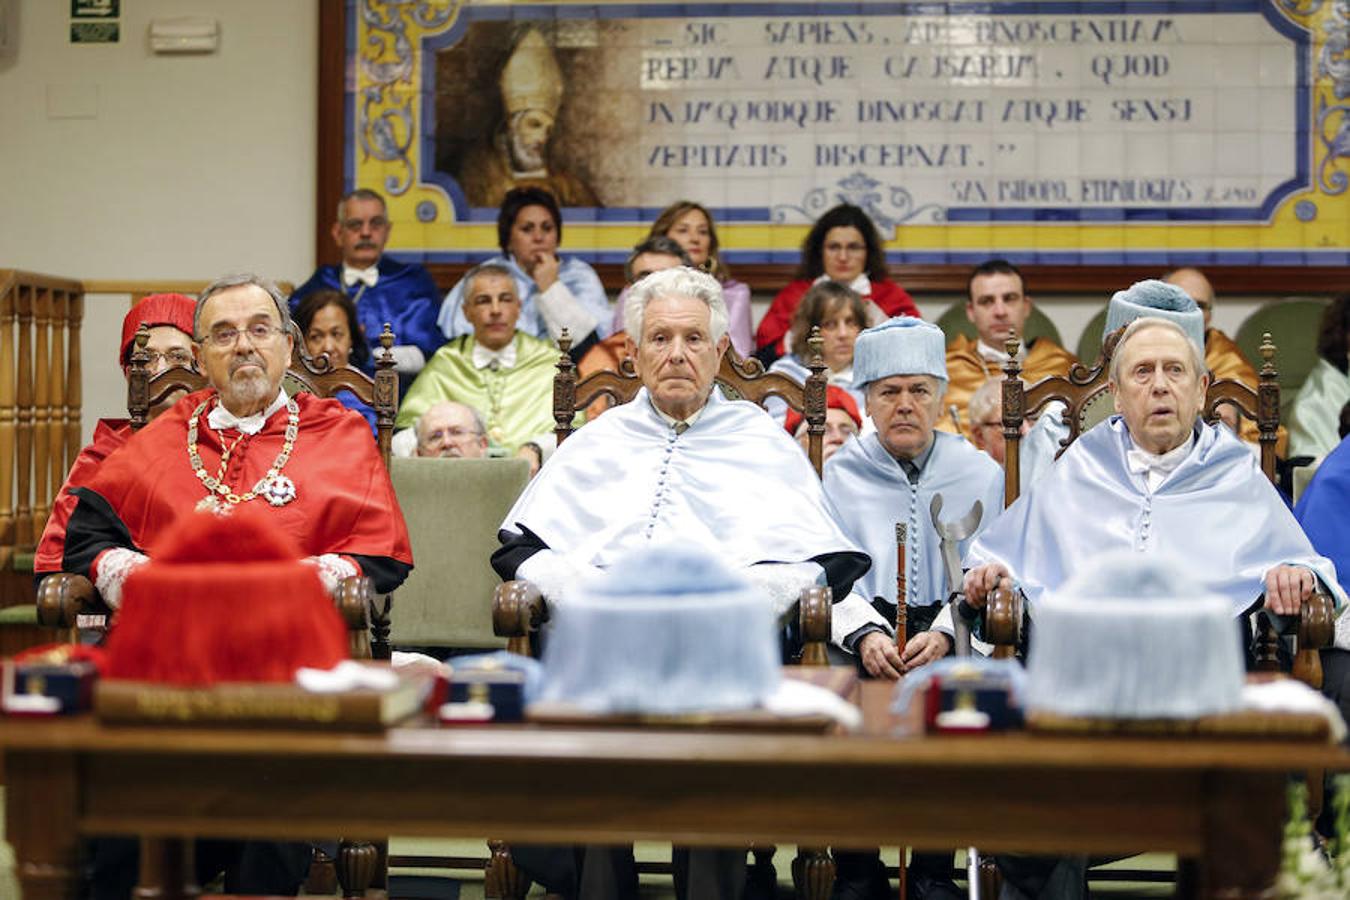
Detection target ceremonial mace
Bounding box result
[894,523,908,651]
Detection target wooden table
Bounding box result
[2,683,1346,900]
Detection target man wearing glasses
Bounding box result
[413,401,490,459]
[290,187,444,383]
[60,274,412,614]
[34,293,197,579]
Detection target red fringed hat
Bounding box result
[119,293,197,369]
[103,507,349,685]
[784,386,863,436]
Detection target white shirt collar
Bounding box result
[342,264,379,289]
[650,396,707,433]
[1125,430,1195,492]
[471,338,518,371]
[208,388,289,435]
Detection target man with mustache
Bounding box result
[289,188,444,385]
[60,273,412,613]
[492,266,868,900]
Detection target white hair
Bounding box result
[623,266,729,346]
[968,378,1002,427]
[1108,317,1207,385]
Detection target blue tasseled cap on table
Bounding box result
[852,316,948,390]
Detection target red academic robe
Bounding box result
[34,419,133,575]
[64,390,413,593]
[754,277,919,360]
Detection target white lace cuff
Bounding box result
[830,591,891,650]
[389,344,426,374]
[746,561,825,620]
[94,547,150,610]
[305,554,360,595]
[536,282,598,343]
[516,549,601,607]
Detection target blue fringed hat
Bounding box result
[852,317,948,390]
[537,542,782,714]
[1104,280,1205,351]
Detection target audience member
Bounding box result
[939,259,1077,438]
[967,378,1010,466]
[60,274,412,608]
[401,262,557,454]
[1290,293,1350,459]
[289,188,443,380]
[766,280,867,421]
[492,265,867,900]
[754,203,918,363]
[413,401,489,458]
[609,201,754,357]
[1163,266,1286,451]
[292,289,377,435]
[439,187,610,361]
[782,385,862,464]
[35,293,197,579]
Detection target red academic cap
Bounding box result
[119,293,197,369]
[784,385,863,436]
[103,506,349,685]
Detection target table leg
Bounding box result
[1197,772,1285,899]
[6,749,81,900]
[134,837,199,900]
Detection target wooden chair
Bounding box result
[35,323,401,662]
[489,328,836,900]
[992,329,1335,685]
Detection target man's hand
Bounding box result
[1264,565,1315,616]
[900,631,952,671]
[529,252,560,292]
[962,563,1012,609]
[858,632,905,681]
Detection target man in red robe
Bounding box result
[60,274,412,608]
[34,292,198,577]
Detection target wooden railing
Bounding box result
[0,271,83,571]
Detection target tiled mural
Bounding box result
[345,0,1350,265]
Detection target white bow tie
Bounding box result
[342,265,378,289]
[472,342,517,371]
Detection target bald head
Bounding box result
[415,401,488,458]
[1163,268,1215,329]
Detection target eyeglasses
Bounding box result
[341,216,389,232]
[200,323,286,349]
[421,426,484,446]
[144,349,195,368]
[824,241,866,255]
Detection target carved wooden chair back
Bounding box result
[127,323,400,466]
[1000,329,1281,506]
[550,327,832,477]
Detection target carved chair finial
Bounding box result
[1003,336,1020,360]
[1259,331,1276,375]
[379,323,394,352]
[558,328,573,358]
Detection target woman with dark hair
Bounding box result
[437,186,610,361]
[754,203,918,364]
[765,281,869,422]
[1290,293,1350,458]
[293,289,378,436]
[607,200,754,357]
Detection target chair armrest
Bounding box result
[1295,589,1336,690]
[983,584,1024,661]
[35,573,97,629]
[796,585,832,667]
[493,580,546,658]
[334,575,374,660]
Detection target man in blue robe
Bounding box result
[289,188,444,381]
[823,317,1002,900]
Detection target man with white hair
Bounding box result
[493,265,869,900]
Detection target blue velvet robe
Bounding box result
[290,258,444,373]
[967,416,1347,624]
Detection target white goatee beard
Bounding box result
[220,368,271,415]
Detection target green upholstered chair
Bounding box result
[387,456,530,651]
[934,298,1064,348]
[1076,307,1109,366]
[1235,299,1329,415]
